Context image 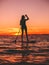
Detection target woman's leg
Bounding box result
[21,28,24,42]
[21,28,24,47]
[25,26,29,41]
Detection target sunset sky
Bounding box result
[0,0,49,35]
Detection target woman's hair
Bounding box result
[22,15,25,19]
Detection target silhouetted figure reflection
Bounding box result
[20,14,29,47]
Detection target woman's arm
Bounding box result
[25,14,29,21]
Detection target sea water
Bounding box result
[0,34,49,64]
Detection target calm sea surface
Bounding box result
[0,34,49,65]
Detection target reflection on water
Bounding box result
[0,34,49,64]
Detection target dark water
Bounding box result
[0,34,49,65]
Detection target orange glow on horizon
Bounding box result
[0,28,49,35]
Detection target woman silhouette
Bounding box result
[20,14,29,44]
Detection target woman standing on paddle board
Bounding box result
[20,14,29,44]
